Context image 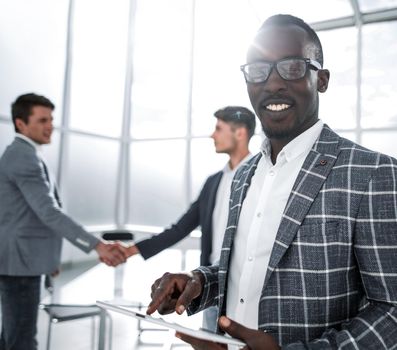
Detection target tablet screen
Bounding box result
[97,300,245,347]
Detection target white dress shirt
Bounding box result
[210,153,252,264]
[226,120,324,331]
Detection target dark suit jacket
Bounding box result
[136,171,223,266]
[189,125,397,348]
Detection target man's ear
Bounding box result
[15,118,26,133]
[317,69,330,93]
[234,127,247,141]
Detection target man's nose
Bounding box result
[264,67,287,93]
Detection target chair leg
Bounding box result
[106,313,113,350]
[91,316,96,350]
[46,320,53,350]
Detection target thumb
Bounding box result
[218,316,248,340]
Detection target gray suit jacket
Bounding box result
[189,125,397,348]
[0,137,99,276]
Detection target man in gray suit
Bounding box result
[0,93,128,350]
[147,14,397,349]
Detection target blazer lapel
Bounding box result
[263,125,341,286]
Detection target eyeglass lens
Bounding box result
[244,58,309,83]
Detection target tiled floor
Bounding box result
[29,249,202,349]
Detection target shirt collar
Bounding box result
[223,153,253,174]
[260,120,324,163]
[15,133,43,154]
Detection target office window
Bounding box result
[61,135,119,225]
[68,0,129,137]
[0,0,68,124]
[361,131,397,159]
[129,139,186,226]
[191,0,256,137]
[361,22,397,129]
[130,0,193,139]
[318,27,357,130]
[247,0,353,24]
[359,0,397,12]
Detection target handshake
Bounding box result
[94,240,140,267]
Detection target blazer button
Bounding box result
[319,159,327,166]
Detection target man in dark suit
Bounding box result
[147,14,397,349]
[0,93,127,350]
[125,106,255,330]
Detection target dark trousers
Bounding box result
[0,275,41,350]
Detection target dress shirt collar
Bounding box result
[222,153,253,174]
[260,120,324,164]
[15,133,42,154]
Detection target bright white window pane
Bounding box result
[359,0,397,12]
[191,0,256,136]
[361,131,397,159]
[318,28,357,129]
[129,140,186,226]
[130,0,193,138]
[247,0,353,23]
[69,0,129,137]
[61,135,119,226]
[0,0,68,125]
[362,22,397,129]
[0,122,15,155]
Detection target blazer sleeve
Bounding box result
[187,264,220,315]
[135,197,201,260]
[284,154,397,349]
[8,151,99,253]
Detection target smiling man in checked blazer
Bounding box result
[147,14,397,349]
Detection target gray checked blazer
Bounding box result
[189,125,397,349]
[0,137,99,276]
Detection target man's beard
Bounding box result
[261,123,296,140]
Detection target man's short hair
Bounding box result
[11,93,55,132]
[214,106,256,139]
[259,14,324,67]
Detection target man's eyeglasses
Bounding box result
[240,57,322,84]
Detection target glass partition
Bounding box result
[68,0,130,137]
[61,134,119,226]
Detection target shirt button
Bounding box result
[269,170,275,176]
[256,212,261,218]
[240,298,244,304]
[248,256,253,261]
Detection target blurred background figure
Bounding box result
[126,106,255,331]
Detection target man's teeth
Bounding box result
[266,103,290,111]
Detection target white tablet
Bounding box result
[96,300,245,347]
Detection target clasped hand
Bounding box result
[147,272,280,350]
[95,240,130,267]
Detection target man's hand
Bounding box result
[95,241,129,266]
[147,271,204,315]
[175,316,280,350]
[125,244,140,257]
